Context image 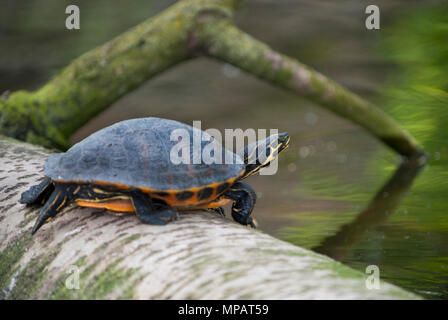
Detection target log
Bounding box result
[0,136,420,299]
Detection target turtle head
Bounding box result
[238,132,290,179]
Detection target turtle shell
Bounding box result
[45,118,245,193]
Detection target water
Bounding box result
[1,0,447,299]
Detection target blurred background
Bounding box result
[1,0,447,298]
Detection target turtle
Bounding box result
[20,117,290,234]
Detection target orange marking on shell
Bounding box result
[56,170,241,207]
[54,179,132,191]
[140,176,238,206]
[76,199,135,212]
[195,198,231,209]
[89,180,132,190]
[152,191,198,207]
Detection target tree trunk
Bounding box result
[0,136,420,299]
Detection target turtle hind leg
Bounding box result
[130,191,179,225]
[32,184,72,235]
[20,177,54,205]
[224,182,257,228]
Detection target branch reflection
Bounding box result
[313,153,428,261]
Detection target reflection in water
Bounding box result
[313,153,427,261]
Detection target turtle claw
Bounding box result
[207,207,226,218]
[140,209,179,225]
[158,210,179,223]
[248,217,257,229]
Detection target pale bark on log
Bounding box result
[0,136,420,299]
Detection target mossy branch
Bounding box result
[0,0,424,157]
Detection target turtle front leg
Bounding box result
[130,191,179,225]
[224,182,257,228]
[20,177,54,205]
